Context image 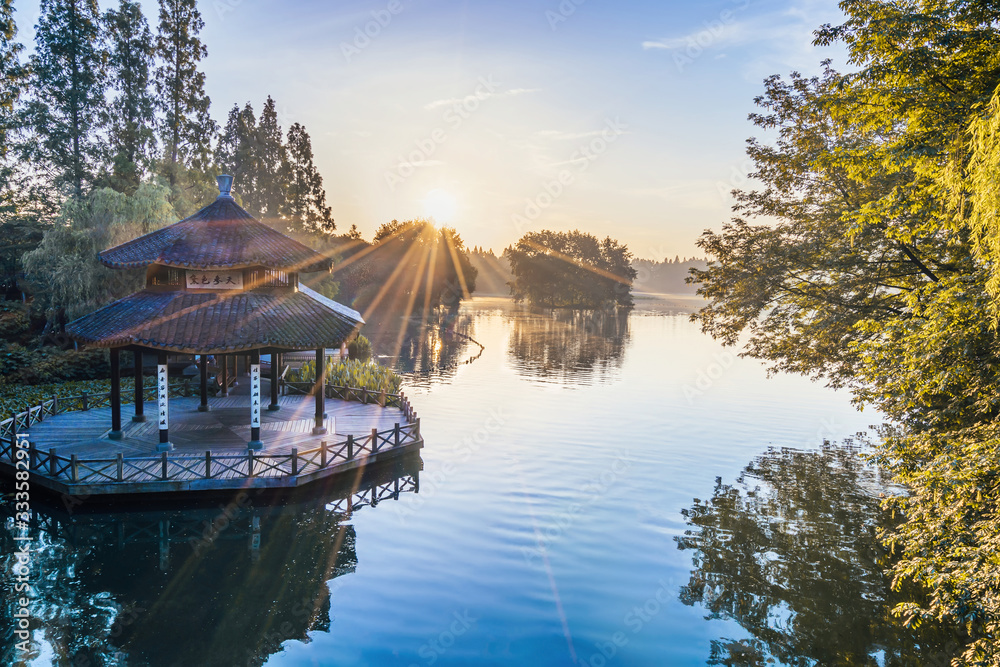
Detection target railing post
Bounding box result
[290,448,298,475]
[205,451,212,478]
[82,392,89,411]
[49,449,57,476]
[52,394,59,415]
[161,452,168,480]
[71,454,79,483]
[347,435,354,460]
[116,453,123,482]
[415,417,420,438]
[248,450,254,477]
[320,441,327,468]
[371,428,379,453]
[394,423,400,447]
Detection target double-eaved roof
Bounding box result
[99,195,333,273]
[66,177,363,353]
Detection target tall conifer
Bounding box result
[104,0,155,193]
[27,0,106,199]
[282,123,334,235]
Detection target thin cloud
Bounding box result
[423,87,541,111]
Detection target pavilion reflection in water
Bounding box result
[0,455,420,667]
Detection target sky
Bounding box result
[14,0,849,259]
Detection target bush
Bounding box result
[288,357,401,395]
[0,345,109,386]
[347,334,372,360]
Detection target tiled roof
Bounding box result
[99,196,332,273]
[67,287,364,354]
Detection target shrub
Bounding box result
[347,334,372,360]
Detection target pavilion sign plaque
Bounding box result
[186,270,243,290]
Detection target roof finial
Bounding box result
[217,174,234,199]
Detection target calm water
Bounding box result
[1,296,960,666]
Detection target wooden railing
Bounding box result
[282,381,419,422]
[0,420,421,487]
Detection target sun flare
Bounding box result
[423,189,457,224]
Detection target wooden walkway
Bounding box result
[1,387,422,498]
[24,394,406,457]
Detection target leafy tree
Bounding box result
[21,183,174,320]
[103,0,156,193]
[0,0,25,162]
[25,0,106,199]
[282,122,334,235]
[154,0,215,188]
[505,229,636,308]
[216,102,259,199]
[691,2,1000,662]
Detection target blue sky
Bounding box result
[14,0,848,258]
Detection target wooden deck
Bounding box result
[1,387,422,498]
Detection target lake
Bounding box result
[1,296,961,666]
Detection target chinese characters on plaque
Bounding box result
[157,364,169,430]
[250,363,261,428]
[186,270,243,290]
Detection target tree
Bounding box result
[216,102,259,199]
[103,0,156,193]
[25,0,106,199]
[690,2,1000,662]
[0,0,25,162]
[253,96,286,220]
[282,122,334,235]
[22,183,175,320]
[154,0,215,187]
[505,230,636,308]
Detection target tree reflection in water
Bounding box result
[677,444,963,666]
[367,309,482,388]
[506,307,630,385]
[0,456,421,667]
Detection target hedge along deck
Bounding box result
[0,384,422,498]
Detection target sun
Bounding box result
[423,189,457,224]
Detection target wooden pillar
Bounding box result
[268,352,280,411]
[109,348,123,440]
[248,350,263,450]
[133,350,145,422]
[156,351,172,451]
[198,354,209,412]
[313,347,326,435]
[220,354,229,397]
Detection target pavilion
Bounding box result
[66,175,364,452]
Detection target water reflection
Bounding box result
[676,444,962,666]
[1,456,421,667]
[506,307,630,385]
[369,310,483,388]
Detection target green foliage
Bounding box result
[0,375,154,419]
[505,229,636,308]
[154,0,216,183]
[287,357,401,395]
[21,183,175,319]
[282,122,334,235]
[26,0,106,199]
[691,2,1000,662]
[103,0,156,193]
[347,334,371,361]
